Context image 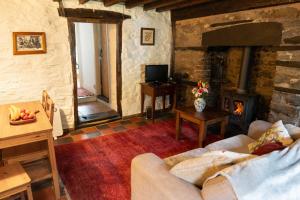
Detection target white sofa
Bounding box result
[131,120,282,200]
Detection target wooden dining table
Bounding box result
[0,101,60,199]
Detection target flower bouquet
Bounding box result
[192,80,209,112]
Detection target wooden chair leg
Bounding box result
[26,185,33,200]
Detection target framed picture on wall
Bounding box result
[141,28,155,46]
[13,32,47,55]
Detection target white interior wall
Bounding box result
[0,0,172,129]
[75,23,97,94]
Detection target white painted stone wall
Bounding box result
[0,0,172,128]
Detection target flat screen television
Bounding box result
[145,65,168,83]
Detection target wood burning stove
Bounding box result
[221,47,259,134]
[222,90,258,133]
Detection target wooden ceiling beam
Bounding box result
[58,8,131,22]
[103,0,125,7]
[143,0,187,11]
[171,0,300,21]
[125,0,156,9]
[157,0,215,12]
[79,0,90,4]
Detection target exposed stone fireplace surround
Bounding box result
[174,4,300,127]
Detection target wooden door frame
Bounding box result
[58,8,131,128]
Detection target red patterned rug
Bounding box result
[55,120,221,200]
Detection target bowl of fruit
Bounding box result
[9,105,38,125]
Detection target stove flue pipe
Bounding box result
[237,47,252,94]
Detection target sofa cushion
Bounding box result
[248,120,294,153]
[251,142,285,156]
[285,124,300,140]
[205,134,255,154]
[169,151,255,187]
[202,176,237,200]
[248,120,272,140]
[164,148,208,168]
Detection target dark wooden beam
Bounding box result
[202,22,282,46]
[79,0,90,4]
[58,8,131,22]
[143,0,186,11]
[276,61,300,68]
[171,0,300,21]
[103,0,125,6]
[125,0,156,9]
[157,0,215,12]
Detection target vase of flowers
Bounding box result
[192,80,209,112]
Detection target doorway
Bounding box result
[74,22,120,125]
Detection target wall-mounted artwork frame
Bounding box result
[13,32,47,55]
[141,28,155,46]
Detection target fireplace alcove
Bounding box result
[177,22,283,135]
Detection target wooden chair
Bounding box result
[0,163,33,200]
[42,90,54,125]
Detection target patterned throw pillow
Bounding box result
[248,120,294,154]
[251,142,285,156]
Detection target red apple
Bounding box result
[20,112,25,118]
[28,113,35,119]
[23,116,28,120]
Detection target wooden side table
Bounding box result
[140,82,176,122]
[0,101,60,200]
[0,163,33,200]
[175,106,229,147]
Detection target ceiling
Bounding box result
[78,0,216,12]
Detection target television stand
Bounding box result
[148,81,163,87]
[140,82,176,123]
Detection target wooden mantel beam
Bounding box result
[125,0,156,9]
[103,0,125,7]
[143,0,186,11]
[79,0,90,4]
[157,0,215,12]
[171,0,300,21]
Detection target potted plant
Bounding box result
[192,80,209,112]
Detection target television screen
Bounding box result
[145,65,168,83]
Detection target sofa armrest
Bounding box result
[131,153,203,200]
[248,120,272,140]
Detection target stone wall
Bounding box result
[174,3,300,125]
[0,0,172,129]
[223,47,277,119]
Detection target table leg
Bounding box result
[220,116,229,139]
[172,91,177,111]
[26,185,33,200]
[141,92,145,116]
[176,112,182,140]
[152,95,156,123]
[199,121,207,147]
[47,136,60,200]
[162,95,166,111]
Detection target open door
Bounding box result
[74,22,120,125]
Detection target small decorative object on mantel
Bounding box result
[13,32,47,55]
[141,28,155,46]
[192,80,209,112]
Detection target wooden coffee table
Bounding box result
[175,106,229,147]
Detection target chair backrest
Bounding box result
[42,90,54,125]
